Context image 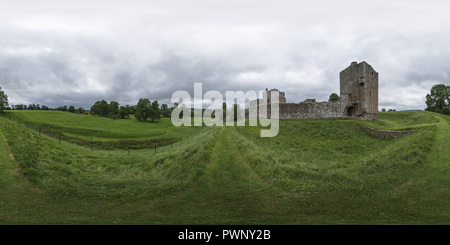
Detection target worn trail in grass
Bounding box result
[152,127,287,224]
[403,114,450,220]
[0,131,46,223]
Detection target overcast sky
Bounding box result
[1,0,450,110]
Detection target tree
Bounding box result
[119,105,130,119]
[232,104,244,121]
[150,100,162,121]
[128,105,136,115]
[328,93,340,102]
[90,100,109,117]
[170,102,179,118]
[68,105,76,113]
[171,102,183,118]
[0,87,8,114]
[109,101,120,119]
[99,100,109,117]
[77,107,84,114]
[135,98,151,121]
[161,104,170,118]
[223,102,227,122]
[90,101,100,115]
[425,84,450,115]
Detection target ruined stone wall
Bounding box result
[278,101,347,119]
[358,123,411,138]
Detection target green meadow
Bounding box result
[0,110,449,224]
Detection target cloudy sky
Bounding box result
[1,0,450,110]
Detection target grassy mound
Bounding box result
[0,110,448,224]
[1,117,218,201]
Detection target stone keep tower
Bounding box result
[262,88,287,104]
[340,61,378,120]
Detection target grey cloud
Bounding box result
[1,0,450,111]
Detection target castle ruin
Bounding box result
[250,61,378,120]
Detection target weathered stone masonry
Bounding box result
[250,61,379,120]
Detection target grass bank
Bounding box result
[0,110,448,224]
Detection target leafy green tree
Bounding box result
[170,102,179,118]
[425,84,450,115]
[109,101,120,119]
[90,102,98,115]
[99,100,109,117]
[161,103,170,118]
[328,93,340,102]
[223,102,227,121]
[128,105,136,115]
[0,87,8,114]
[135,98,151,121]
[119,105,130,119]
[90,101,100,115]
[62,105,68,111]
[68,105,76,113]
[150,100,162,121]
[232,104,243,121]
[26,104,40,110]
[90,100,109,117]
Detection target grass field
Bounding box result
[1,110,200,150]
[0,110,449,224]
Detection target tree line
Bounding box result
[90,99,172,121]
[8,104,50,110]
[4,103,84,113]
[0,86,173,121]
[1,84,449,116]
